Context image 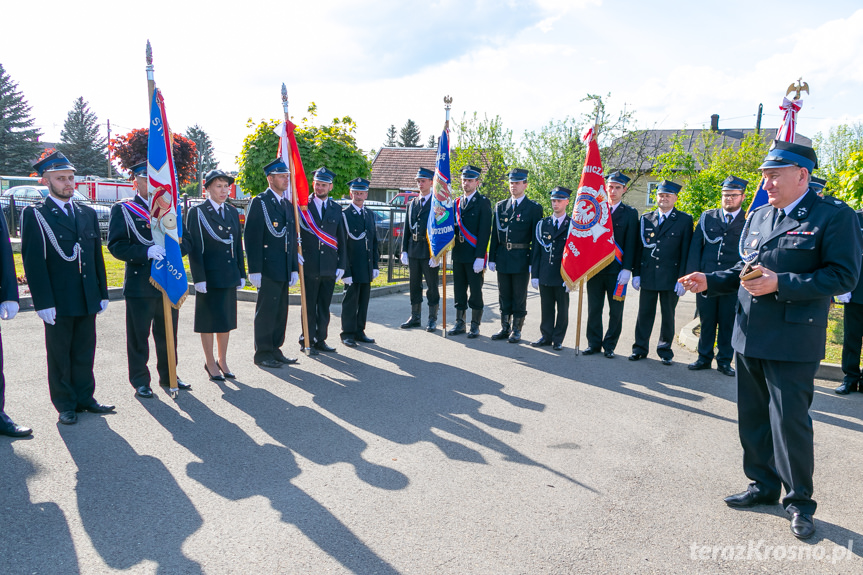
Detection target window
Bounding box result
[646,182,658,207]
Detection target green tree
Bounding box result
[812,122,863,206]
[398,119,422,148]
[520,117,586,212]
[383,124,397,147]
[835,150,863,208]
[236,103,371,199]
[426,134,437,149]
[184,124,219,186]
[0,63,42,175]
[56,97,115,177]
[451,112,517,205]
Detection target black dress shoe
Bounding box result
[255,359,283,369]
[217,361,236,379]
[661,358,673,366]
[355,333,375,344]
[790,513,816,539]
[58,411,77,425]
[159,378,192,390]
[835,380,859,394]
[80,403,116,414]
[0,421,33,437]
[552,343,563,351]
[136,385,153,398]
[342,338,357,347]
[275,353,299,364]
[688,359,711,370]
[581,347,600,355]
[716,364,736,377]
[628,353,646,361]
[530,337,551,347]
[315,341,337,352]
[603,350,615,358]
[724,490,779,508]
[204,364,225,382]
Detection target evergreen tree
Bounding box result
[184,124,219,184]
[383,124,398,147]
[427,134,437,148]
[398,119,422,148]
[57,97,114,177]
[0,63,42,175]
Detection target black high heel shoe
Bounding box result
[204,364,225,382]
[217,360,236,379]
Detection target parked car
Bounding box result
[1,185,111,238]
[389,191,418,207]
[335,199,405,255]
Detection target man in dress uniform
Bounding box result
[530,186,572,351]
[21,151,113,425]
[244,158,300,368]
[340,178,379,347]
[0,203,30,437]
[488,168,543,343]
[583,171,639,358]
[680,140,862,540]
[108,161,191,398]
[400,167,441,331]
[629,180,693,365]
[448,165,492,338]
[685,175,747,376]
[298,167,346,354]
[834,207,863,394]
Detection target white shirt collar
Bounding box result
[781,193,807,216]
[268,188,284,201]
[136,194,149,207]
[50,196,73,210]
[463,190,476,202]
[353,203,363,214]
[656,207,672,217]
[208,198,224,211]
[723,208,741,220]
[610,201,621,211]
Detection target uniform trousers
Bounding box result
[696,292,736,365]
[841,301,863,382]
[452,260,484,311]
[538,284,569,344]
[341,282,371,339]
[0,333,9,422]
[586,273,625,352]
[45,315,97,413]
[497,271,529,318]
[126,296,179,388]
[632,289,678,359]
[736,353,817,515]
[254,276,289,363]
[408,257,440,306]
[301,275,335,345]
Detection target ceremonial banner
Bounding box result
[561,127,615,289]
[428,126,455,258]
[748,96,803,214]
[147,89,188,307]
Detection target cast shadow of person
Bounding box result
[144,393,401,575]
[0,441,80,574]
[57,417,203,574]
[280,346,593,491]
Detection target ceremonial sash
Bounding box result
[612,240,626,301]
[455,197,478,247]
[123,200,151,221]
[613,240,623,265]
[300,207,338,251]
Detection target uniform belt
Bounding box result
[506,242,529,250]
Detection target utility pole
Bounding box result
[755,104,763,134]
[106,119,112,177]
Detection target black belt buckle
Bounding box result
[506,242,513,250]
[412,233,418,242]
[459,235,464,243]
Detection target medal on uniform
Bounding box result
[273,221,279,227]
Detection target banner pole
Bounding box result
[574,279,584,356]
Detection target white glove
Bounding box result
[429,257,439,268]
[674,282,686,297]
[98,299,109,314]
[617,269,631,285]
[238,278,246,290]
[37,307,57,325]
[147,245,166,261]
[372,269,379,280]
[531,278,539,289]
[195,282,207,294]
[0,301,19,320]
[298,253,305,265]
[564,283,571,293]
[400,252,409,266]
[473,258,484,274]
[249,273,262,288]
[335,268,345,281]
[488,262,496,272]
[837,292,853,304]
[631,276,641,291]
[289,271,299,287]
[528,266,532,275]
[343,276,353,285]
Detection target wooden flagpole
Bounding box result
[441,96,453,337]
[282,84,312,356]
[146,41,179,397]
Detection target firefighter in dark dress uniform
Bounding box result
[297,167,347,354]
[530,186,572,351]
[488,168,543,343]
[340,178,379,347]
[583,171,639,358]
[448,165,492,338]
[21,151,113,425]
[400,167,441,331]
[680,140,862,540]
[108,161,190,398]
[244,158,299,369]
[835,207,863,394]
[685,175,747,376]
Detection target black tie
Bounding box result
[555,219,560,230]
[64,203,74,221]
[774,209,785,230]
[657,213,665,227]
[725,213,732,225]
[218,206,225,220]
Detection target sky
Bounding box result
[2,0,863,173]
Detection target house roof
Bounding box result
[606,128,813,172]
[370,147,437,191]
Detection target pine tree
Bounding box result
[185,124,219,184]
[0,63,42,175]
[57,97,114,177]
[398,119,422,148]
[427,134,437,148]
[383,124,398,147]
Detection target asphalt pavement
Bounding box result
[2,273,862,574]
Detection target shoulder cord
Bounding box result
[639,216,660,260]
[122,206,154,246]
[33,208,81,265]
[408,200,419,234]
[738,212,758,263]
[535,220,552,252]
[196,208,234,258]
[699,211,723,245]
[258,196,287,238]
[342,211,367,241]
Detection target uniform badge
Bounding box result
[503,217,509,223]
[219,225,223,231]
[545,234,551,240]
[273,221,279,227]
[516,214,521,221]
[797,207,808,216]
[146,224,151,229]
[750,239,758,247]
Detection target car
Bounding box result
[335,199,405,255]
[1,185,110,238]
[389,191,418,207]
[181,196,247,231]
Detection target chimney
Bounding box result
[710,114,719,131]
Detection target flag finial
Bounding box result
[281,83,289,114]
[786,77,809,101]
